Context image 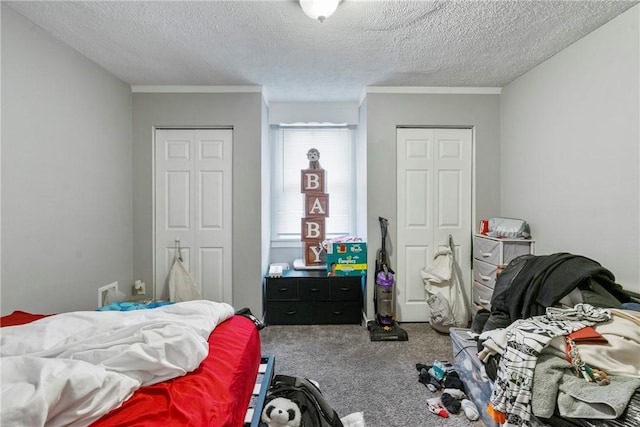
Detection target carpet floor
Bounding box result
[259,322,487,427]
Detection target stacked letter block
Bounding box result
[301,168,329,266]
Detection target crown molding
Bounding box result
[130,85,263,93]
[365,86,502,95]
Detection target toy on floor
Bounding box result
[261,396,366,427]
[261,397,301,427]
[261,375,366,427]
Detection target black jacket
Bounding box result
[490,252,629,322]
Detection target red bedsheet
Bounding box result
[1,310,261,427]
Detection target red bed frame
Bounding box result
[1,310,274,427]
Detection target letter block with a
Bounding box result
[305,193,329,218]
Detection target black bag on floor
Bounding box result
[262,374,343,427]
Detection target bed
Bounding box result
[0,299,275,427]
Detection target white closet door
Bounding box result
[154,129,233,304]
[396,128,472,322]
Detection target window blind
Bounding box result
[272,126,355,241]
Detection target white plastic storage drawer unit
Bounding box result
[472,234,534,311]
[472,234,535,267]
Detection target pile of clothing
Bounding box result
[486,253,629,326]
[469,251,640,427]
[416,360,479,421]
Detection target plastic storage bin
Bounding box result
[450,327,500,427]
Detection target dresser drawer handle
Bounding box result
[338,287,351,292]
[284,310,298,316]
[332,311,344,316]
[480,252,492,258]
[308,288,320,293]
[479,274,492,281]
[277,288,290,293]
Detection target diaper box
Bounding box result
[326,242,367,277]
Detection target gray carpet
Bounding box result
[259,322,487,427]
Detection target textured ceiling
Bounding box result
[6,0,638,102]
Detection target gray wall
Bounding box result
[500,5,640,293]
[364,93,501,317]
[261,97,271,300]
[356,98,368,239]
[1,5,133,314]
[132,92,264,316]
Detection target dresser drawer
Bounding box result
[473,237,501,265]
[315,301,361,324]
[263,271,364,325]
[266,301,312,324]
[472,259,500,290]
[266,279,298,300]
[330,278,360,301]
[473,235,533,266]
[299,279,330,300]
[472,281,493,311]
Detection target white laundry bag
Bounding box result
[164,254,203,302]
[421,248,469,333]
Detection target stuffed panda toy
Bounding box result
[261,397,302,427]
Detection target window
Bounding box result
[271,126,356,242]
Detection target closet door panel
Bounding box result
[397,128,472,322]
[155,129,232,304]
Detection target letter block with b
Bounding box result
[301,169,325,194]
[301,217,325,241]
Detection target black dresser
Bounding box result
[263,270,364,325]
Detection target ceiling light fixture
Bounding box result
[300,0,340,23]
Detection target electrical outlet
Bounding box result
[133,280,146,295]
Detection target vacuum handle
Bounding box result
[378,217,388,250]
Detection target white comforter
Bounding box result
[1,300,235,427]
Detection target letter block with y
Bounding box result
[304,242,324,265]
